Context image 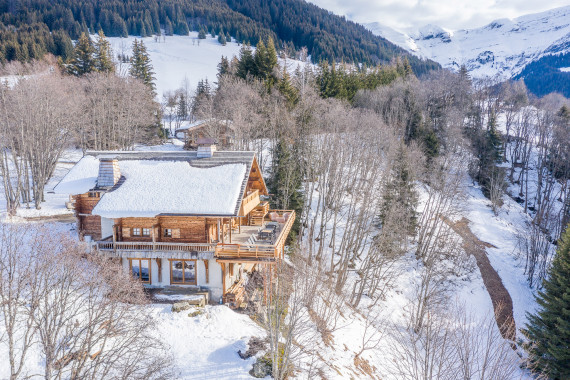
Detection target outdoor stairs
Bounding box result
[250,202,269,226]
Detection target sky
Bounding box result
[307,0,570,32]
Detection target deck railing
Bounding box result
[95,209,296,261]
[96,241,217,252]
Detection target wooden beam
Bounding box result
[204,260,209,283]
[221,263,226,295]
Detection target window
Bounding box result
[163,228,172,237]
[129,259,151,283]
[132,228,141,236]
[170,260,196,285]
[142,228,151,237]
[88,191,100,198]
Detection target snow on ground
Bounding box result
[107,33,311,99]
[108,33,242,98]
[150,304,264,379]
[463,182,538,338]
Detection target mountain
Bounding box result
[367,6,570,96]
[0,0,439,76]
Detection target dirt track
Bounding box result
[445,217,516,341]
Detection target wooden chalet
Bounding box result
[55,142,294,305]
[174,119,234,149]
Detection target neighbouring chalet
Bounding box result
[55,142,294,305]
[174,119,234,149]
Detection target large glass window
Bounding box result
[129,258,151,283]
[170,260,196,285]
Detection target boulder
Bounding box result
[250,356,272,378]
[188,309,204,318]
[186,295,206,307]
[171,301,191,313]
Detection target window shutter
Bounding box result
[122,228,131,238]
[172,229,180,238]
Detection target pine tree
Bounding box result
[253,39,267,77]
[198,28,206,39]
[236,44,255,79]
[379,143,418,237]
[270,137,304,240]
[523,223,570,379]
[165,17,173,36]
[277,67,298,105]
[217,56,230,80]
[487,110,503,163]
[218,30,227,46]
[129,39,155,92]
[94,30,114,73]
[66,32,95,76]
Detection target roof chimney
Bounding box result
[196,138,217,158]
[97,158,121,188]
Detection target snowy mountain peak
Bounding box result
[412,24,452,42]
[369,5,570,80]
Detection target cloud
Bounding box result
[307,0,570,31]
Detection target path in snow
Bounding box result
[446,217,516,341]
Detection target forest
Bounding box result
[0,31,569,379]
[0,0,439,75]
[515,52,570,98]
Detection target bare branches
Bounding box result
[0,224,174,380]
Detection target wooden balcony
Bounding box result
[215,210,295,262]
[95,210,296,262]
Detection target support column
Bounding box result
[156,258,162,283]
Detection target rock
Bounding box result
[250,357,272,378]
[186,296,206,307]
[171,301,191,313]
[188,308,204,318]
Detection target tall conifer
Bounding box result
[524,223,570,379]
[129,39,155,92]
[94,30,114,73]
[67,32,95,76]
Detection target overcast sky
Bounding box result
[308,0,570,32]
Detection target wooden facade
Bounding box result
[69,152,294,305]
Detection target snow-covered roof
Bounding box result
[174,119,233,134]
[175,120,209,132]
[92,161,246,218]
[53,155,100,194]
[55,151,257,217]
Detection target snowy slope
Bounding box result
[367,5,570,78]
[107,33,310,98]
[107,33,243,98]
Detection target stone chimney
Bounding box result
[196,138,217,158]
[97,158,121,187]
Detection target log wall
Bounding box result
[74,193,102,240]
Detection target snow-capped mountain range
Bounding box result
[367,6,570,79]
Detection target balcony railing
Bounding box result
[96,241,217,252]
[95,209,296,262]
[240,189,260,216]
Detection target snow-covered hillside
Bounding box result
[107,33,242,98]
[367,5,570,78]
[107,33,309,98]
